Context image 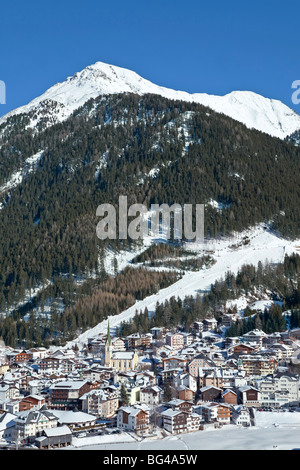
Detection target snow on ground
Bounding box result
[61,411,300,450]
[65,224,300,349]
[70,432,138,449]
[1,61,300,139]
[0,150,44,204]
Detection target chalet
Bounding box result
[140,386,162,406]
[199,385,222,402]
[28,348,48,360]
[162,356,188,371]
[80,387,119,417]
[192,321,203,336]
[198,367,223,388]
[202,318,218,332]
[255,373,299,408]
[117,405,150,436]
[174,371,197,393]
[238,385,261,407]
[0,410,16,441]
[268,343,294,360]
[201,402,232,425]
[38,356,60,374]
[178,386,195,402]
[5,350,32,365]
[12,407,58,443]
[238,354,278,376]
[222,389,238,405]
[111,337,127,351]
[127,333,152,349]
[242,329,268,346]
[188,354,217,377]
[51,408,97,430]
[150,327,163,339]
[228,343,257,355]
[18,394,45,412]
[167,398,193,413]
[49,379,91,409]
[231,405,251,426]
[161,409,189,434]
[165,333,185,350]
[0,384,20,402]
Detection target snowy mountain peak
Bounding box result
[1,60,300,139]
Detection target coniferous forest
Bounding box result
[0,92,300,346]
[118,253,300,338]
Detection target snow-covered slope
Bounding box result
[65,223,300,349]
[1,61,300,139]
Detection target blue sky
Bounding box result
[0,0,299,117]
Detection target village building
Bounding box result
[238,385,261,407]
[34,425,72,449]
[11,406,58,444]
[80,387,119,417]
[161,408,201,434]
[48,379,92,409]
[255,373,299,408]
[230,405,251,426]
[200,402,232,425]
[104,325,138,372]
[140,386,162,406]
[117,405,150,435]
[165,333,185,350]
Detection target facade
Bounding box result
[117,406,150,435]
[198,368,223,388]
[5,351,32,365]
[242,329,268,346]
[188,355,216,377]
[35,425,72,449]
[18,395,45,412]
[174,372,197,393]
[12,407,58,443]
[192,321,203,336]
[238,355,278,376]
[161,409,202,434]
[161,409,189,434]
[199,385,222,402]
[202,319,218,332]
[178,386,195,402]
[0,384,20,402]
[167,398,193,413]
[140,386,162,406]
[49,380,91,409]
[222,389,238,405]
[231,405,251,426]
[201,402,232,425]
[238,386,261,407]
[80,388,119,417]
[104,325,138,372]
[162,356,188,371]
[256,374,299,408]
[165,333,185,350]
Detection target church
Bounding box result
[104,322,138,372]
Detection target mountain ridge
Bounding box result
[1,61,300,139]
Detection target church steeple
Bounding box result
[105,320,112,367]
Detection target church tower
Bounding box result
[104,321,113,367]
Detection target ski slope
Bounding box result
[66,224,300,349]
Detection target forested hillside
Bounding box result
[0,92,299,343]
